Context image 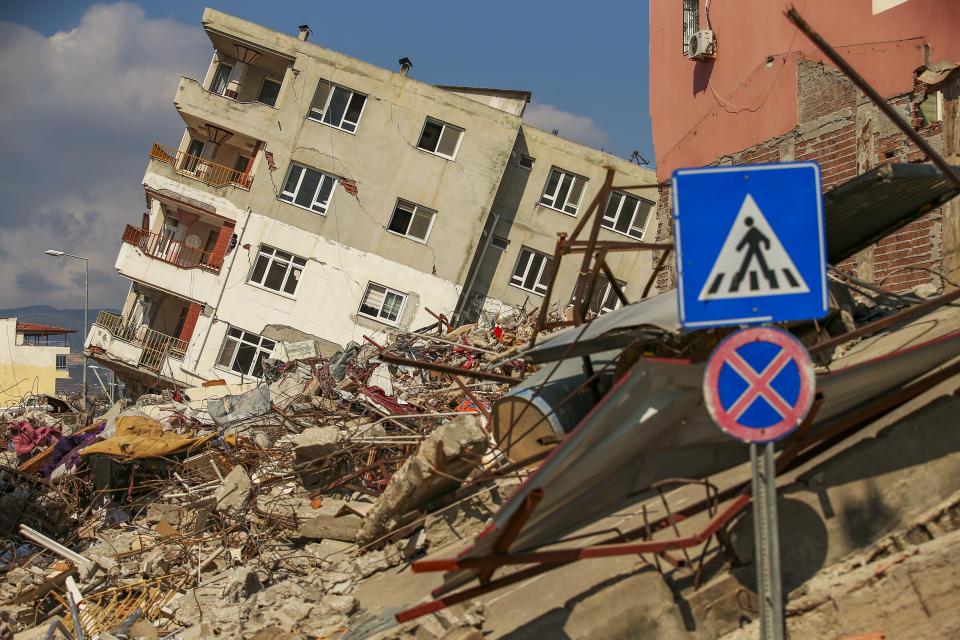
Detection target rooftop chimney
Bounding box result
[298,25,311,41]
[398,57,413,77]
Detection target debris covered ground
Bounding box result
[0,307,559,640]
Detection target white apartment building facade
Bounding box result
[85,9,657,393]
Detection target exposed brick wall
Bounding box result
[208,220,236,271]
[178,303,203,344]
[652,56,948,297]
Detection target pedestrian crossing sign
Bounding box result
[672,162,827,328]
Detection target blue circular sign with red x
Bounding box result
[703,327,815,443]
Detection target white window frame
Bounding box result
[683,0,700,55]
[55,354,67,371]
[358,282,407,325]
[571,273,627,315]
[538,167,588,216]
[247,244,307,297]
[509,246,554,296]
[308,80,367,133]
[210,62,233,96]
[518,154,535,171]
[417,118,464,160]
[601,191,653,239]
[215,327,277,378]
[278,163,338,215]
[387,199,437,243]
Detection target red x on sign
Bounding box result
[703,327,815,443]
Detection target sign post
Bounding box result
[674,162,826,640]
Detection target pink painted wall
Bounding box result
[650,0,960,180]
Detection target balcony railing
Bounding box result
[122,225,221,273]
[149,143,252,190]
[94,311,188,371]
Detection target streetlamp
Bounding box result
[45,250,88,411]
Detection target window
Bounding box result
[518,155,535,171]
[55,354,67,371]
[257,78,281,107]
[249,245,307,295]
[232,154,250,174]
[358,282,407,324]
[278,163,337,214]
[510,247,554,296]
[387,199,437,242]
[571,273,626,315]
[683,0,700,55]
[539,168,587,215]
[490,235,509,251]
[216,327,276,378]
[417,118,464,159]
[601,191,653,239]
[211,63,232,96]
[308,80,367,132]
[919,89,942,127]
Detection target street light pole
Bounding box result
[45,250,89,412]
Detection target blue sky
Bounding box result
[0,1,653,309]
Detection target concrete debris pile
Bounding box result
[0,307,561,639]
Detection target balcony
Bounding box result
[88,311,187,372]
[175,76,278,144]
[122,225,220,273]
[149,143,252,190]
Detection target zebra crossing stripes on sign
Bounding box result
[672,162,827,328]
[698,194,809,300]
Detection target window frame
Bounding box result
[682,0,700,55]
[517,154,535,171]
[307,80,367,133]
[215,326,277,379]
[210,62,233,96]
[55,354,67,371]
[538,167,588,216]
[247,244,307,297]
[571,273,627,315]
[509,246,554,297]
[256,77,282,107]
[277,162,338,215]
[357,282,408,325]
[601,190,653,240]
[416,118,464,160]
[386,199,437,243]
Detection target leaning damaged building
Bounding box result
[84,8,657,395]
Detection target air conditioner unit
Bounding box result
[688,29,716,61]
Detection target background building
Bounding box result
[86,9,657,394]
[649,0,960,294]
[0,318,73,406]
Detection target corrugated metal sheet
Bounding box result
[824,162,960,264]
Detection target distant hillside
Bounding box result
[0,305,120,352]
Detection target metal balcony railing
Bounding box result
[94,311,188,371]
[122,225,221,273]
[149,142,252,190]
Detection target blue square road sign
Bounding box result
[672,162,827,328]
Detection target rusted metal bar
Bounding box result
[808,287,960,356]
[642,247,672,299]
[363,335,386,351]
[610,181,670,191]
[476,488,545,584]
[599,258,629,306]
[531,233,568,346]
[424,307,452,333]
[452,375,492,424]
[374,352,520,384]
[572,168,617,318]
[564,240,673,253]
[785,6,960,190]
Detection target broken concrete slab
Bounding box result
[214,465,250,512]
[293,425,342,489]
[357,414,488,545]
[298,514,362,541]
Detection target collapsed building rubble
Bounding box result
[0,308,564,639]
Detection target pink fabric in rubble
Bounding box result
[8,420,61,456]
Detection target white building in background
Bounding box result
[86,9,657,394]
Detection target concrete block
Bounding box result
[214,465,250,512]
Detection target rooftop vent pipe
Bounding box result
[298,25,310,41]
[398,57,413,77]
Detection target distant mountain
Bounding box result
[0,306,120,352]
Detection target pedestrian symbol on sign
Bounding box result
[698,194,809,301]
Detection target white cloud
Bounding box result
[0,3,209,310]
[522,102,610,150]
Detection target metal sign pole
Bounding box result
[750,442,785,640]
